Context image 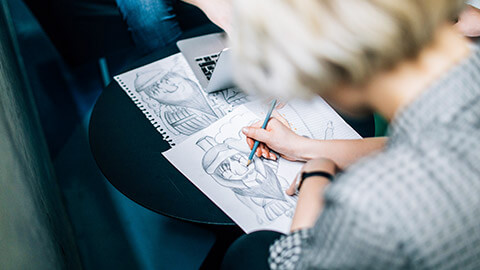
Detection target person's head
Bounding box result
[232,0,465,115]
[135,70,215,115]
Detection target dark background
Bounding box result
[6,0,217,269]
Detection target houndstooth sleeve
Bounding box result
[268,229,312,270]
[267,171,405,270]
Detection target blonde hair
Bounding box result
[232,0,465,99]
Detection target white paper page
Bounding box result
[163,100,361,233]
[279,97,362,140]
[164,106,302,234]
[245,96,362,140]
[114,53,251,146]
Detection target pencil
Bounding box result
[246,99,278,166]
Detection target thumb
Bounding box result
[286,173,299,196]
[242,126,270,143]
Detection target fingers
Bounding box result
[275,102,286,110]
[262,144,272,158]
[243,118,290,161]
[242,126,270,143]
[259,144,267,158]
[286,173,299,196]
[261,144,277,160]
[256,146,262,157]
[246,141,276,160]
[243,125,275,159]
[245,121,263,148]
[258,144,277,160]
[244,121,264,147]
[246,137,254,149]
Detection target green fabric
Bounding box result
[374,113,389,137]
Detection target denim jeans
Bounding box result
[116,0,182,53]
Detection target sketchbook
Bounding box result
[163,100,361,234]
[114,53,252,146]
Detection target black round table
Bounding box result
[89,23,376,229]
[89,25,235,226]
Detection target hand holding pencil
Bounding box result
[242,101,305,163]
[245,100,277,166]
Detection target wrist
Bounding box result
[301,176,330,190]
[297,171,334,192]
[294,136,322,161]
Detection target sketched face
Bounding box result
[141,71,216,116]
[144,73,194,105]
[215,153,255,181]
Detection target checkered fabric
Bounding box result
[269,229,312,270]
[269,46,480,269]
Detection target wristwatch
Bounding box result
[296,171,334,193]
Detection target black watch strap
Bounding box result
[298,171,334,191]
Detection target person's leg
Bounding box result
[116,0,182,53]
[221,231,283,270]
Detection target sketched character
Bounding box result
[135,69,220,136]
[196,136,295,224]
[218,88,249,106]
[324,121,334,140]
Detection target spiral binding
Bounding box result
[114,76,176,147]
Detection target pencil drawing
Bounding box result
[162,98,362,232]
[134,68,222,136]
[206,87,250,116]
[196,127,296,224]
[324,121,334,140]
[116,53,254,145]
[216,87,250,106]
